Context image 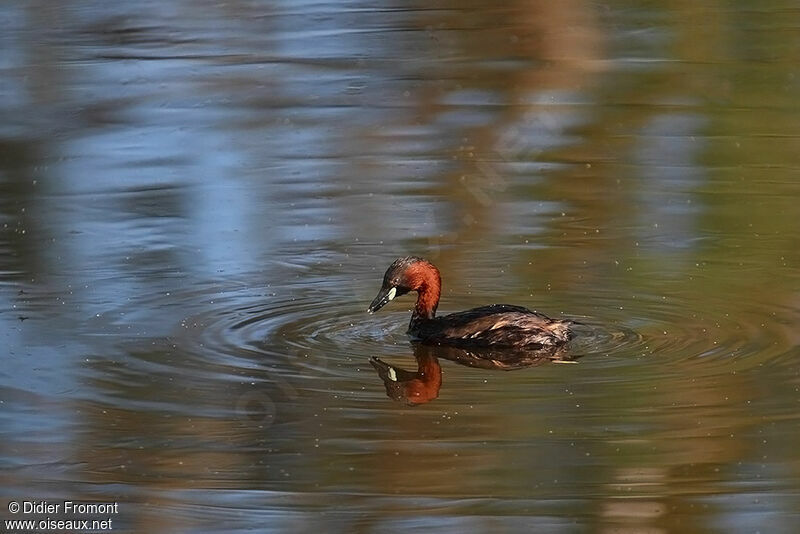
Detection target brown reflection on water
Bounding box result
[2,0,800,532]
[593,370,760,533]
[349,0,605,279]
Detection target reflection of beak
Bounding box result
[367,286,396,314]
[370,357,416,382]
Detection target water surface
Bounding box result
[2,1,800,532]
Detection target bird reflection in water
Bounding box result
[370,343,576,406]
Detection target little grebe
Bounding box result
[367,256,572,348]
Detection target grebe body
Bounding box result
[368,256,572,348]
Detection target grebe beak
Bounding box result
[367,286,397,314]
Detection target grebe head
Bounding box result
[367,256,440,315]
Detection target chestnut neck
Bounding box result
[408,261,441,321]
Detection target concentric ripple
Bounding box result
[565,292,800,373]
[85,275,800,401]
[96,279,414,383]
